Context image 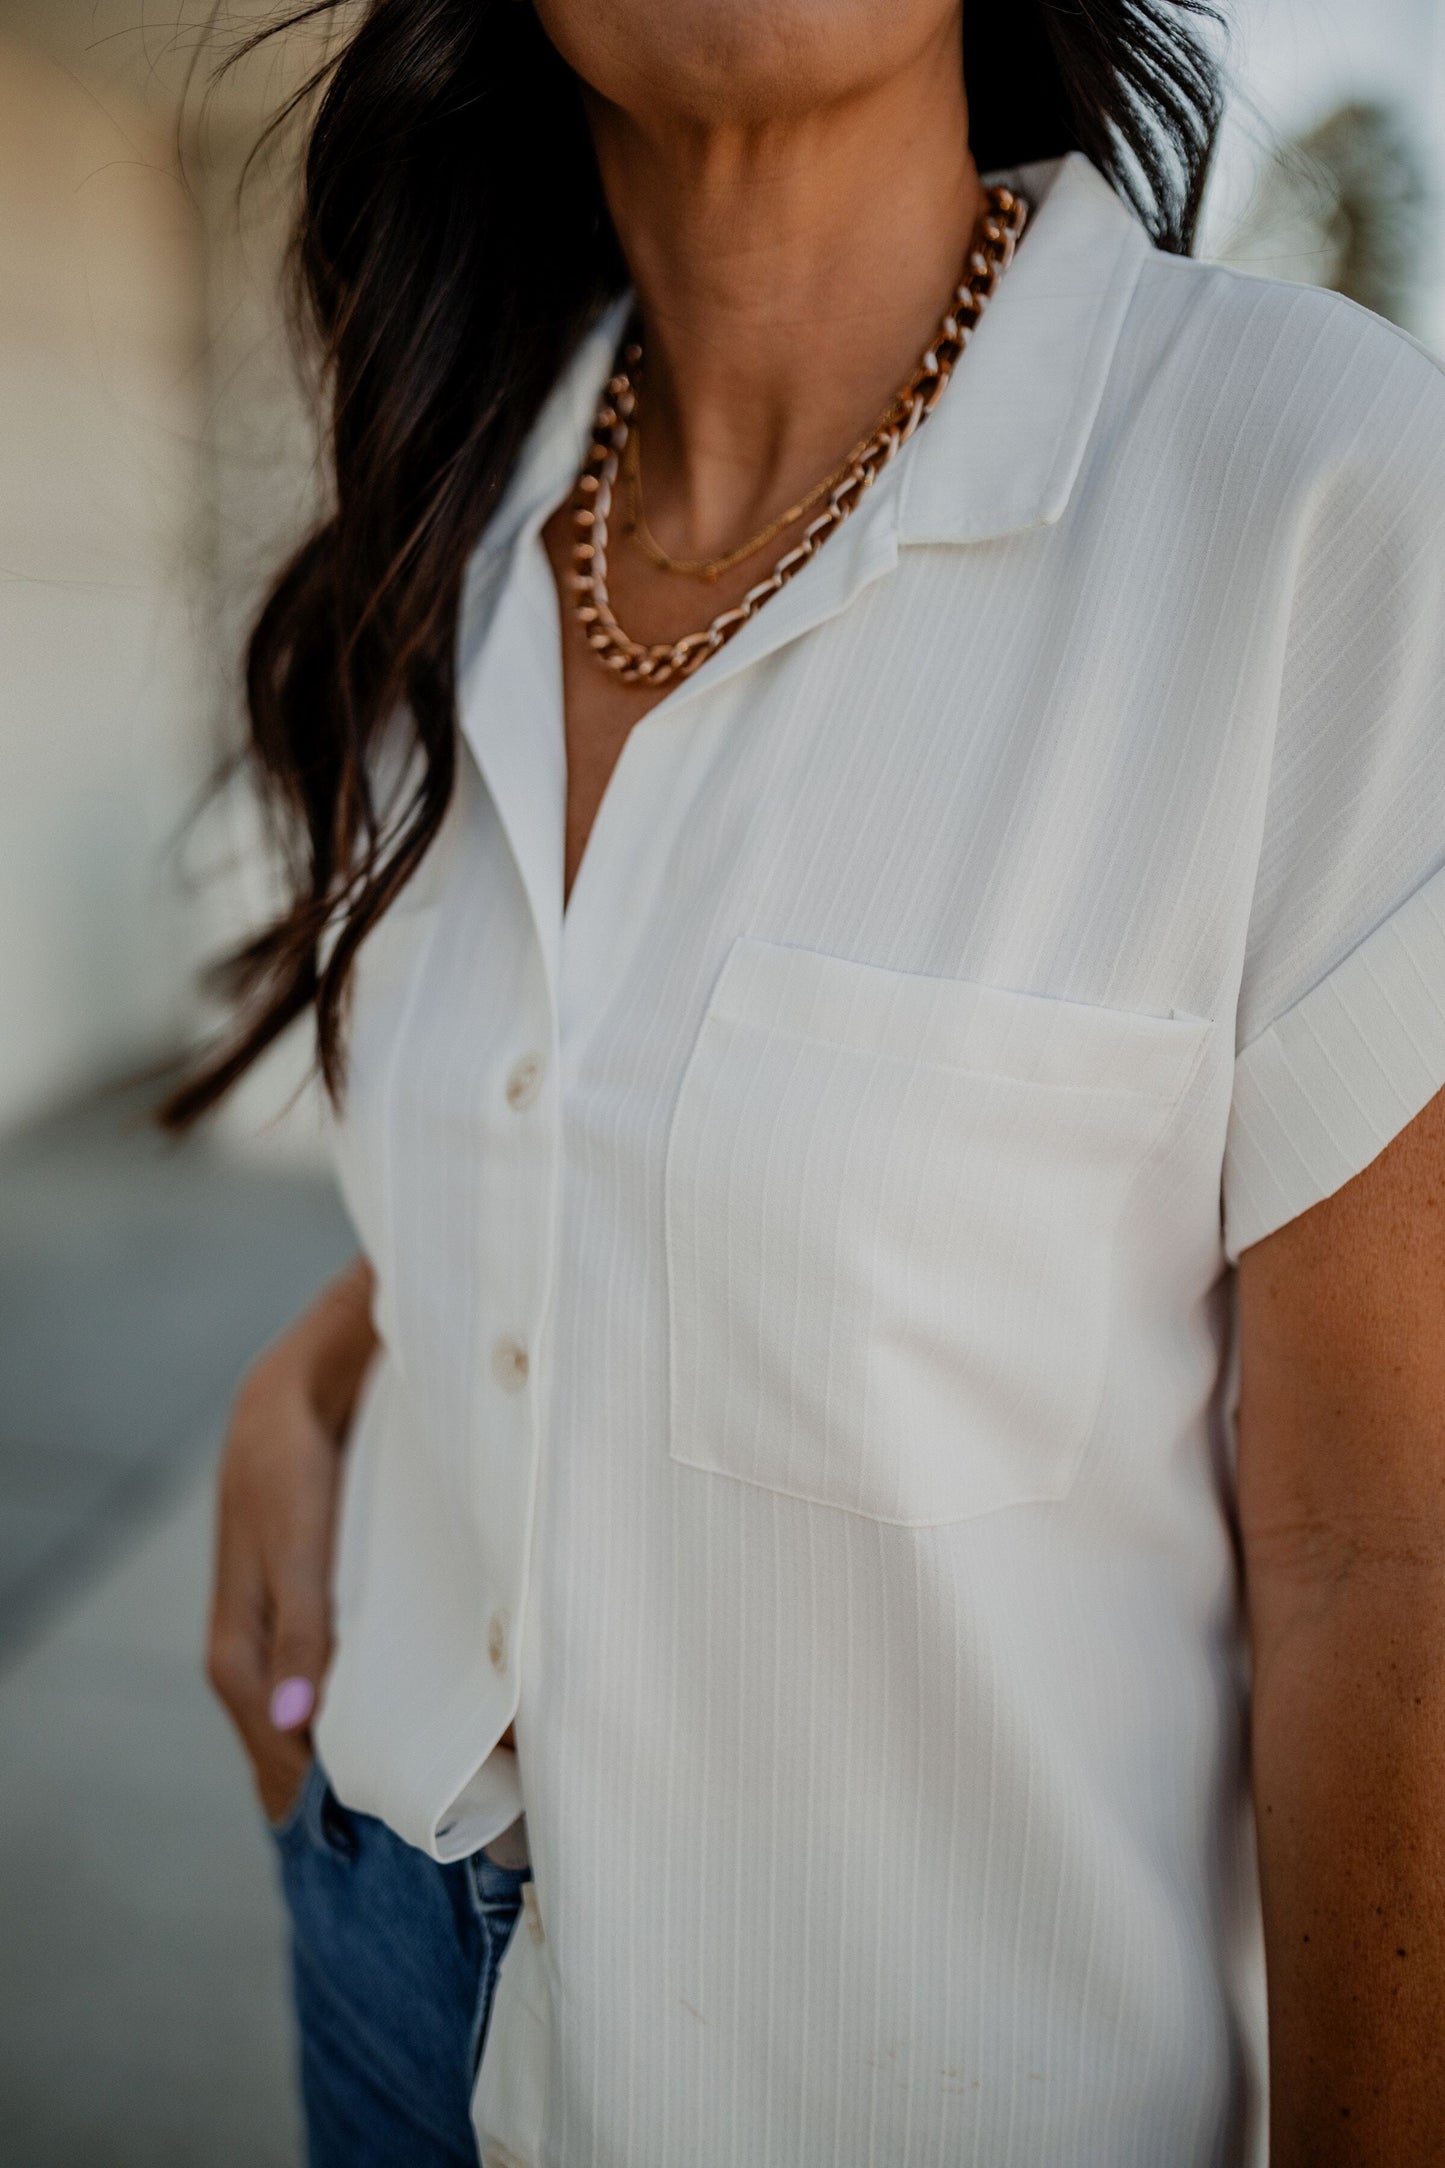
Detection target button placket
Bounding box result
[471,1001,557,1885]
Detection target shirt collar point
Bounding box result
[894,151,1152,550]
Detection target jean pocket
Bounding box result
[467,1849,531,1918]
[465,1858,531,2079]
[267,1756,357,1861]
[266,1757,320,1844]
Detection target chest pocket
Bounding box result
[664,937,1210,1525]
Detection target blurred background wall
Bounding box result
[0,1,326,1154]
[0,3,1441,2164]
[0,39,205,1133]
[0,17,354,2165]
[0,0,1441,1155]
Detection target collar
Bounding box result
[471,147,1151,582]
[894,148,1152,546]
[454,151,1153,1004]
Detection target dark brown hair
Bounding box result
[160,0,1225,1127]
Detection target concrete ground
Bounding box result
[0,1088,355,2164]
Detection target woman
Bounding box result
[180,1,1445,2161]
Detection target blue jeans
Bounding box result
[270,1758,529,2168]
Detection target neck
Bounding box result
[583,36,979,561]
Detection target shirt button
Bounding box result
[487,1614,508,1672]
[491,1336,529,1392]
[504,1053,544,1110]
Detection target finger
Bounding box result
[207,1533,313,1804]
[209,1590,313,1820]
[255,1735,315,1826]
[267,1554,333,1727]
[206,1524,270,1736]
[258,1569,328,1823]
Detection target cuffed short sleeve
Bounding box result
[1223,319,1445,1263]
[1223,858,1445,1262]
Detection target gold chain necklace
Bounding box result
[568,183,1028,690]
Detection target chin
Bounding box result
[532,0,960,126]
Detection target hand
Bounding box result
[205,1257,379,1825]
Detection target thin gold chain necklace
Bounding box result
[567,183,1029,690]
[619,404,890,583]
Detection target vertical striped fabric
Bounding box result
[312,150,1445,2166]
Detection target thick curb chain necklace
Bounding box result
[568,183,1029,690]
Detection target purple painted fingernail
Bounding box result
[269,1677,316,1732]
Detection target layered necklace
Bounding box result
[567,182,1029,690]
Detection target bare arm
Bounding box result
[1238,1083,1445,2161]
[206,1255,379,1822]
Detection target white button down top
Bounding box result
[313,150,1445,2167]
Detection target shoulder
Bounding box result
[1128,244,1445,422]
[1111,247,1445,537]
